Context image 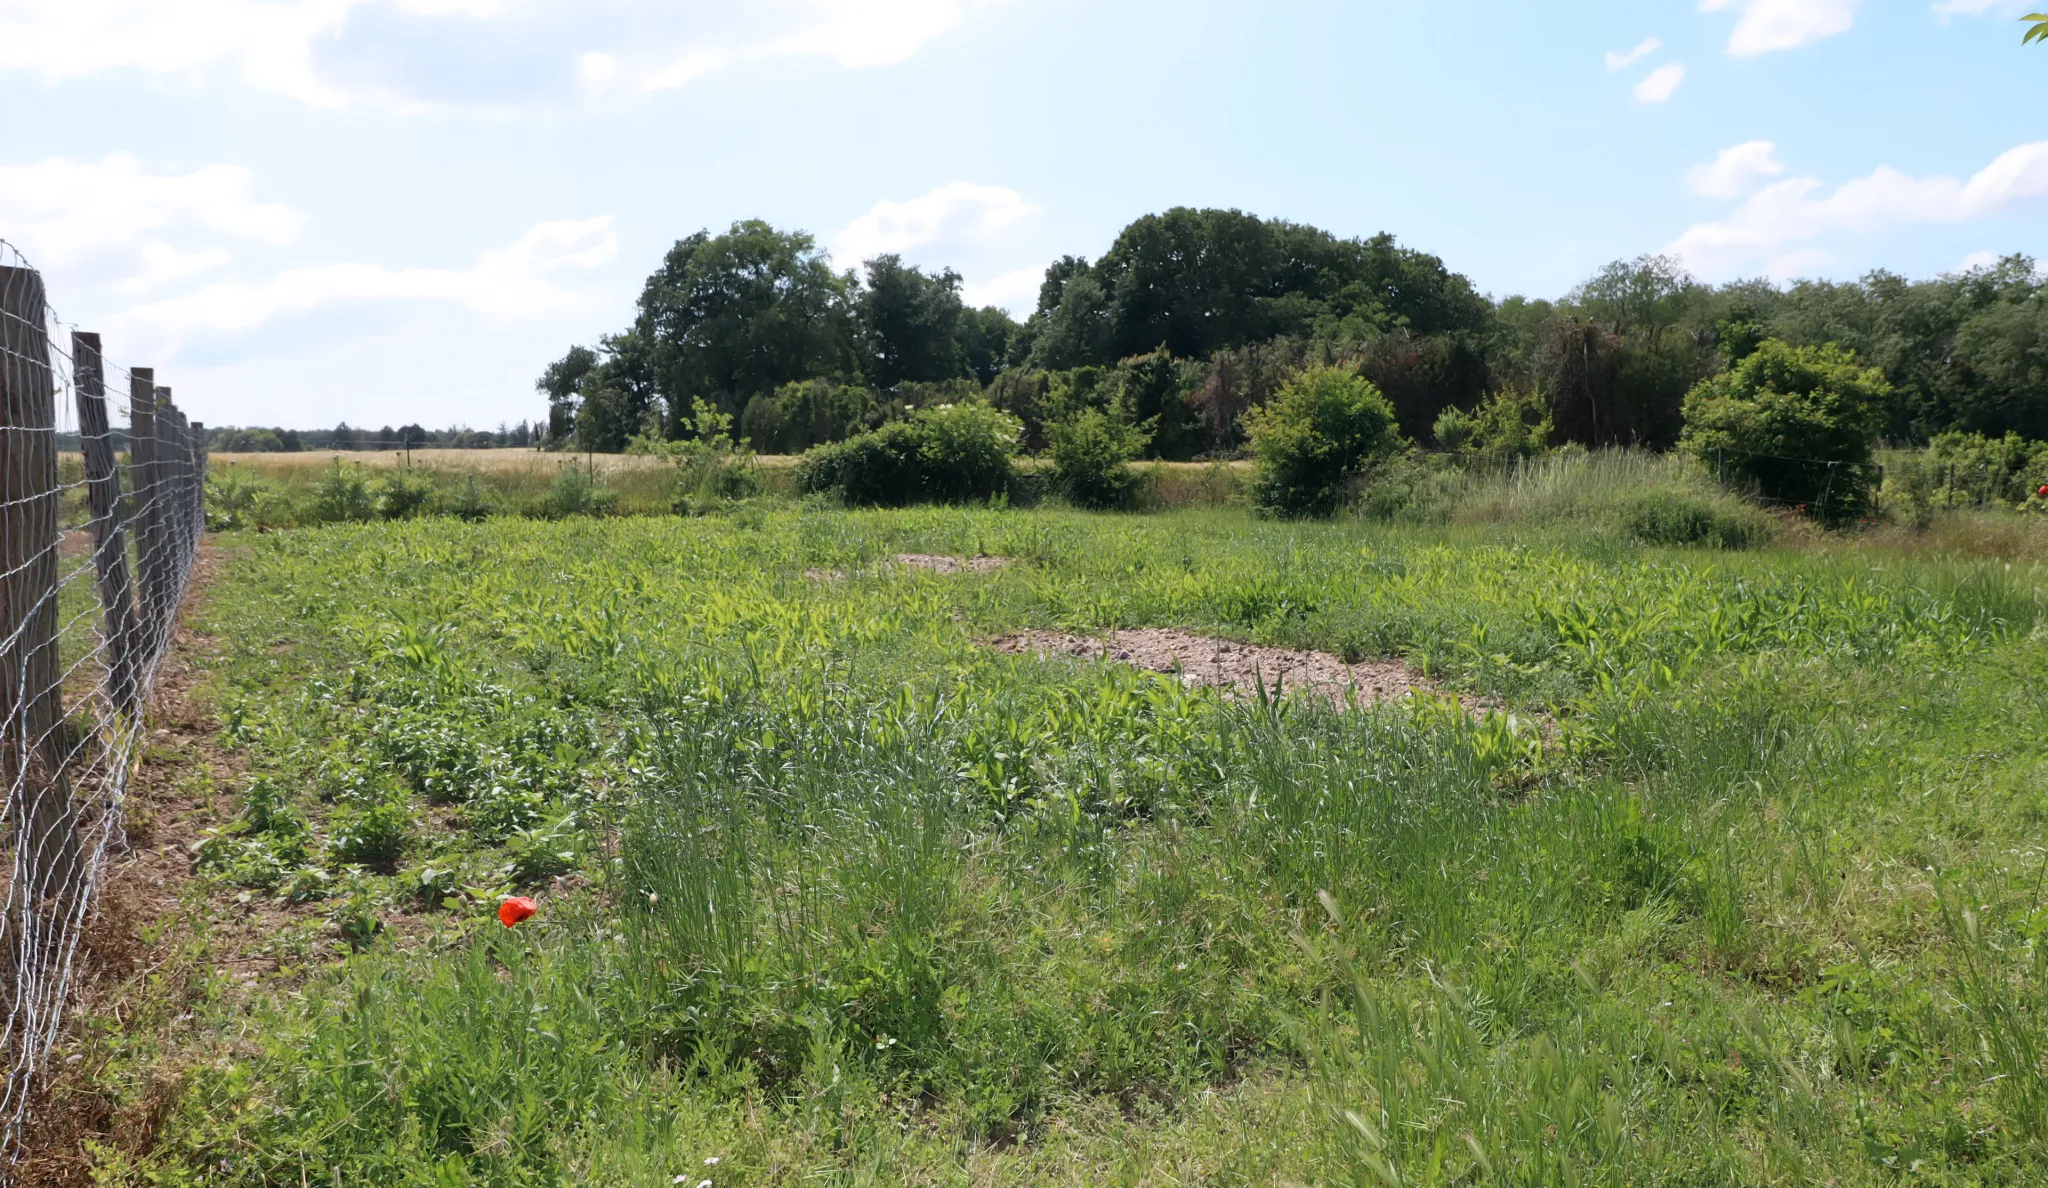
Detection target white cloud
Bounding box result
[1686,141,1786,199]
[830,182,1039,266]
[107,216,617,356]
[1699,0,1858,56]
[1931,0,2005,17]
[1634,63,1687,103]
[961,266,1041,314]
[0,0,1012,109]
[0,0,357,108]
[1605,36,1662,71]
[0,155,305,297]
[1667,141,2048,275]
[1958,249,2003,271]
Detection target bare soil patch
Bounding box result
[992,628,1474,710]
[15,544,238,1186]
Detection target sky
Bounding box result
[2,0,2045,430]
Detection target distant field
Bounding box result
[208,448,686,473]
[205,449,1253,475]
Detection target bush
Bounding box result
[795,402,1020,506]
[535,465,619,519]
[1046,409,1152,510]
[327,797,413,872]
[376,471,434,520]
[442,476,496,522]
[310,462,376,523]
[740,379,893,454]
[1681,340,1889,524]
[1244,366,1404,518]
[1620,490,1769,550]
[206,468,268,531]
[1355,453,1468,524]
[1432,387,1552,466]
[660,398,764,514]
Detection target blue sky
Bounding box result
[3,0,2044,429]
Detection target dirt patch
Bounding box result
[806,554,1014,581]
[14,543,238,1186]
[992,628,1474,710]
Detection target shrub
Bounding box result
[205,468,268,531]
[658,398,764,514]
[795,402,1020,506]
[1620,489,1769,550]
[327,797,413,872]
[442,476,496,522]
[1433,387,1552,466]
[740,379,893,454]
[310,462,376,523]
[794,422,924,505]
[535,465,619,519]
[1046,409,1152,510]
[1681,340,1889,523]
[1244,366,1404,518]
[376,471,434,520]
[1355,453,1468,524]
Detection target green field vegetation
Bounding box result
[68,487,2048,1186]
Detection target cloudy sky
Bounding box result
[4,0,2044,429]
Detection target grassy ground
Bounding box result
[54,501,2048,1185]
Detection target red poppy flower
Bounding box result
[498,896,538,927]
[2038,484,2048,498]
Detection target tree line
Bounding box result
[535,208,2048,461]
[201,422,538,452]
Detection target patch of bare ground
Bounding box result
[14,544,237,1186]
[12,543,391,1186]
[992,628,1483,711]
[806,554,1014,581]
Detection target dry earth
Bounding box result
[992,627,1474,710]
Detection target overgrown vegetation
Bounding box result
[69,501,2048,1184]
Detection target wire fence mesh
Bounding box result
[0,241,203,1159]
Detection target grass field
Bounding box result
[64,500,2048,1185]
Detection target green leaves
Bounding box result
[2024,13,2048,45]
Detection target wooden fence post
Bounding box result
[128,370,164,656]
[155,391,183,587]
[162,395,191,571]
[0,264,81,903]
[69,333,142,719]
[190,422,206,547]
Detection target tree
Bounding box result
[857,255,966,388]
[537,345,598,445]
[1046,208,1494,366]
[635,221,855,420]
[2025,13,2048,44]
[956,305,1021,386]
[1681,339,1890,522]
[1025,271,1113,370]
[576,382,641,454]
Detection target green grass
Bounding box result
[76,506,2048,1185]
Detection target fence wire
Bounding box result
[0,242,203,1160]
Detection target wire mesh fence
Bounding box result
[0,242,204,1159]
